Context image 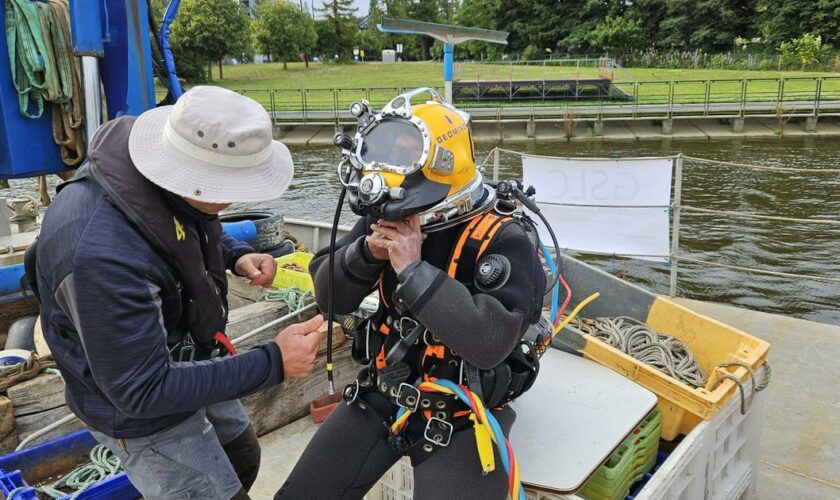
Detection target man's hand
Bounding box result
[366,214,426,274]
[235,253,277,286]
[275,314,324,379]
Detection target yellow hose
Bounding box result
[553,292,600,335]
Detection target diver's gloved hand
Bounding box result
[235,252,278,287]
[366,214,427,273]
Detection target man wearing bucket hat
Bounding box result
[29,86,323,499]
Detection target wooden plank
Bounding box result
[0,250,26,267]
[16,405,84,447]
[0,296,39,338]
[227,273,269,303]
[227,293,254,311]
[317,322,346,356]
[226,300,292,350]
[0,397,18,453]
[242,343,358,437]
[7,373,65,417]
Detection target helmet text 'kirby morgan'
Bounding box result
[334,88,495,232]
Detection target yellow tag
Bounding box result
[326,363,334,371]
[173,216,186,241]
[470,414,495,474]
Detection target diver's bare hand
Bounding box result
[364,230,391,261]
[367,215,425,274]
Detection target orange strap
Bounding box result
[447,215,483,277]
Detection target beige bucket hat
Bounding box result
[128,86,293,203]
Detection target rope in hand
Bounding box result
[390,378,526,500]
[574,316,708,388]
[37,444,122,499]
[260,286,313,312]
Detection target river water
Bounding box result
[237,137,840,325]
[7,137,838,324]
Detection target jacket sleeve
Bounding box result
[309,216,387,314]
[221,231,255,273]
[61,238,283,419]
[394,223,545,370]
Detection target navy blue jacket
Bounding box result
[36,175,285,439]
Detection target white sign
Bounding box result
[522,155,674,261]
[523,156,673,206]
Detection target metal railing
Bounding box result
[479,147,840,298]
[157,76,840,125]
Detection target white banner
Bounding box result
[523,156,673,206]
[522,155,674,261]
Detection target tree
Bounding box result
[780,33,826,70]
[656,0,757,52]
[586,16,645,60]
[253,1,317,69]
[355,0,388,59]
[319,0,357,60]
[757,0,840,47]
[455,0,504,59]
[170,0,251,80]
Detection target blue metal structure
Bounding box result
[160,0,185,100]
[0,0,156,179]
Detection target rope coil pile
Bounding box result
[260,286,313,312]
[37,445,122,499]
[574,316,709,388]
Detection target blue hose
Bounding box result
[434,379,526,500]
[160,0,184,100]
[539,239,560,325]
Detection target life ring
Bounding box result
[220,212,284,252]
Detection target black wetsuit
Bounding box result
[275,213,545,499]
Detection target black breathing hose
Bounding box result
[326,165,352,394]
[512,187,561,296]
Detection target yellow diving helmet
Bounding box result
[335,88,495,231]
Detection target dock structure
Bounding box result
[452,78,632,102]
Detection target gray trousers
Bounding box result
[91,399,253,500]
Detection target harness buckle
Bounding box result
[396,382,421,412]
[424,417,453,447]
[398,317,421,340]
[170,334,196,362]
[343,380,360,406]
[423,329,443,346]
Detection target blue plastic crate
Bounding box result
[0,469,37,499]
[0,430,139,499]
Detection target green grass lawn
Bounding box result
[167,61,840,111]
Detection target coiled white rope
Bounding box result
[574,316,709,388]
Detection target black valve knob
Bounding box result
[333,133,354,150]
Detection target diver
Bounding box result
[275,89,546,499]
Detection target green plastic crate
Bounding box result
[578,409,662,500]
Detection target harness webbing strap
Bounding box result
[446,215,483,277]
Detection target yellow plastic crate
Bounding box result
[578,297,770,440]
[272,252,314,293]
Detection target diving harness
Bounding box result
[322,90,563,499]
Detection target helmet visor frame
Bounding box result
[354,115,431,176]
